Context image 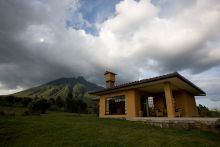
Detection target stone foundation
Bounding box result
[126,117,220,134]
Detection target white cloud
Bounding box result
[0,83,23,95]
[20,25,55,44]
[97,0,220,74]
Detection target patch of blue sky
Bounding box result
[150,0,175,17]
[151,0,198,18]
[66,0,121,35]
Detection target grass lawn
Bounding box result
[0,111,220,147]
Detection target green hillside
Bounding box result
[13,76,103,99]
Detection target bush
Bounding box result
[49,98,55,105]
[28,99,50,114]
[6,112,16,117]
[94,105,99,116]
[0,111,5,116]
[56,96,64,109]
[0,96,32,108]
[197,104,210,117]
[65,97,77,113]
[5,96,15,104]
[197,104,220,117]
[76,99,87,114]
[22,97,32,107]
[14,97,23,106]
[49,105,59,111]
[22,110,31,116]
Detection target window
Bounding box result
[105,95,126,115]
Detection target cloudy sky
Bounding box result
[0,0,220,108]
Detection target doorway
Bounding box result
[140,96,154,117]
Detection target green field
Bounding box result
[0,111,220,147]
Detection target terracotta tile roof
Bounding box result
[89,72,206,95]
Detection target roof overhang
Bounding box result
[89,72,206,96]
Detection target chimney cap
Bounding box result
[104,71,117,75]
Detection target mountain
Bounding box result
[13,76,103,99]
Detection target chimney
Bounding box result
[104,71,116,88]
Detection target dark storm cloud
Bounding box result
[0,0,78,89]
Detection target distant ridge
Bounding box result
[13,76,103,99]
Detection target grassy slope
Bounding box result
[13,77,103,99]
[0,112,220,147]
[14,85,70,99]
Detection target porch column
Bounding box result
[164,82,175,118]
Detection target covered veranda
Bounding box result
[133,77,203,118]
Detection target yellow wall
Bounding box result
[99,89,198,118]
[99,89,140,118]
[153,93,167,116]
[174,90,199,117]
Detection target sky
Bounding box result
[0,0,220,109]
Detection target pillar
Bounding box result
[164,82,175,118]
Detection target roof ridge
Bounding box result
[89,72,205,96]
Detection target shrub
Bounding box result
[49,105,59,111]
[22,97,32,107]
[6,112,16,117]
[22,110,31,116]
[56,96,64,109]
[5,96,15,104]
[76,99,87,114]
[197,104,220,117]
[65,97,76,113]
[94,105,99,116]
[49,98,55,105]
[28,99,50,114]
[14,97,23,106]
[0,111,5,116]
[197,104,211,117]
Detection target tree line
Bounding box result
[0,83,98,115]
[197,104,220,117]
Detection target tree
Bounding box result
[56,96,64,109]
[73,84,87,115]
[49,98,55,105]
[5,95,15,105]
[73,83,86,99]
[197,104,210,117]
[64,84,88,114]
[75,99,87,114]
[65,89,76,113]
[28,99,50,114]
[22,97,32,107]
[65,97,75,113]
